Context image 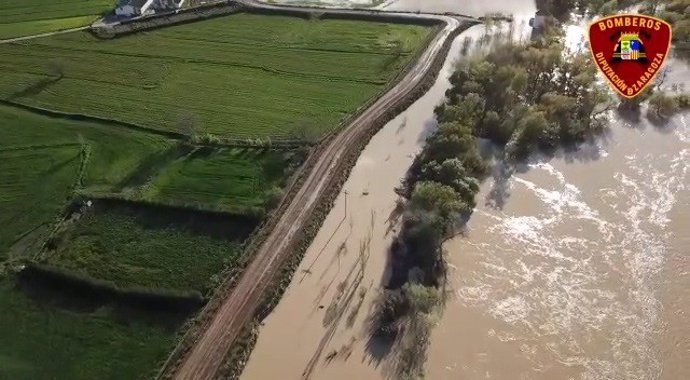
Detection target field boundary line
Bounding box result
[0,142,81,152]
[0,26,89,44]
[0,100,186,139]
[75,191,265,221]
[0,101,316,148]
[30,142,91,262]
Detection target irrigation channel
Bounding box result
[241,1,690,380]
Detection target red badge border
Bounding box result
[587,14,673,99]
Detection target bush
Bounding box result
[372,289,407,339]
[647,92,680,119]
[403,282,441,314]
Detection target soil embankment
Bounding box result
[165,6,476,380]
[240,20,501,380]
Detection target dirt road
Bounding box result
[172,6,469,380]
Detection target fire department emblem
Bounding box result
[588,14,672,98]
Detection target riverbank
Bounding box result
[426,4,690,380]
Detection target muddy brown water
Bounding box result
[428,109,690,380]
[243,1,689,379]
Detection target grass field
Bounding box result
[0,13,431,138]
[0,277,175,380]
[140,147,300,213]
[0,104,172,259]
[0,11,432,378]
[47,204,246,293]
[0,0,112,39]
[0,146,80,260]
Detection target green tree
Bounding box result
[420,159,479,198]
[508,108,548,158]
[422,122,475,162]
[410,181,470,217]
[403,282,441,314]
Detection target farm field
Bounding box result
[0,13,432,138]
[46,203,249,293]
[0,0,111,39]
[0,104,172,260]
[0,277,175,380]
[0,145,80,260]
[0,10,436,379]
[140,147,302,214]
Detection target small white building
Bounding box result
[115,0,156,17]
[154,0,185,11]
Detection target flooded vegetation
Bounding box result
[243,1,689,380]
[427,2,690,380]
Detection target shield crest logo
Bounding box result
[588,14,672,98]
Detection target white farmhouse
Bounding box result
[115,0,156,17]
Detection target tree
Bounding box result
[419,158,481,204]
[507,108,548,158]
[288,120,321,143]
[647,92,680,119]
[423,122,475,162]
[410,181,470,217]
[403,282,440,314]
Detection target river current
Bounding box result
[243,1,689,379]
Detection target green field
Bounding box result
[47,205,245,293]
[0,13,431,138]
[0,12,433,379]
[0,146,80,260]
[0,104,171,259]
[140,147,300,213]
[0,278,175,380]
[0,0,112,39]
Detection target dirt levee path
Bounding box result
[171,7,467,380]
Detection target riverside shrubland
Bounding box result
[372,10,616,380]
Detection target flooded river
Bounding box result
[429,102,690,380]
[243,1,689,379]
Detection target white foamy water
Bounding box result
[427,11,690,380]
[430,108,690,380]
[240,1,689,379]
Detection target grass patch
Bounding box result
[0,13,431,138]
[0,104,173,191]
[0,104,172,259]
[0,146,80,259]
[0,276,176,380]
[47,202,249,293]
[140,147,301,213]
[0,0,111,39]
